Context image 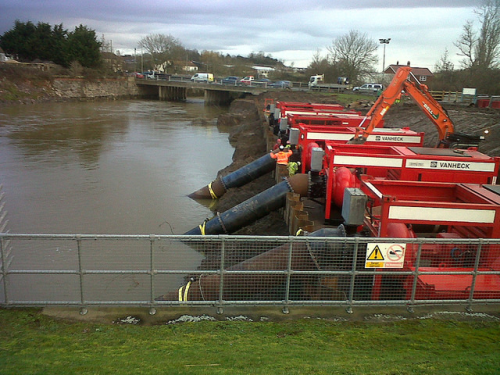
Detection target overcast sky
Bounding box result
[0,0,483,70]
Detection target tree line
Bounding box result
[0,21,285,79]
[0,20,102,69]
[135,34,285,78]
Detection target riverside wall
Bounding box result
[51,76,141,100]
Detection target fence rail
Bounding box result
[1,233,500,314]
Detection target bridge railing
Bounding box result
[1,233,499,313]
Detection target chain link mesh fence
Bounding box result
[1,234,500,310]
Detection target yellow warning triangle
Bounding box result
[367,245,384,261]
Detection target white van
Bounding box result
[191,73,214,83]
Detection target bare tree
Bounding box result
[305,49,341,82]
[433,48,459,90]
[138,34,185,71]
[455,0,500,69]
[326,30,378,83]
[476,0,500,68]
[455,20,477,69]
[199,50,225,76]
[435,48,455,73]
[308,49,329,72]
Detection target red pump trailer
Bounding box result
[322,143,500,220]
[357,179,500,300]
[286,113,382,128]
[297,125,424,150]
[296,126,425,174]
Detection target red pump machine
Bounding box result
[322,143,500,220]
[357,179,500,300]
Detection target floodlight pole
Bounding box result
[379,38,391,73]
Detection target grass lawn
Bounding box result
[1,308,499,374]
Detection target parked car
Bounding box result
[239,76,255,85]
[352,83,383,94]
[221,76,240,85]
[269,80,293,89]
[252,78,271,87]
[142,71,156,79]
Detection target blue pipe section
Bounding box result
[221,153,276,189]
[185,179,293,236]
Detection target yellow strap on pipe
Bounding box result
[183,281,191,301]
[198,220,206,235]
[178,281,192,302]
[178,286,184,301]
[208,182,218,200]
[296,228,304,236]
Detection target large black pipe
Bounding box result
[223,153,276,189]
[189,153,276,199]
[185,173,309,235]
[156,226,347,301]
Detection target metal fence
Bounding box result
[1,233,500,314]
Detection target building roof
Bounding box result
[385,64,433,77]
[252,65,275,72]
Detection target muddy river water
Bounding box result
[0,99,234,235]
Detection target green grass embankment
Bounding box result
[1,308,499,374]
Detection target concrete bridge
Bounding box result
[135,78,268,105]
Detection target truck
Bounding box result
[308,74,349,91]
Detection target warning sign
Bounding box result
[367,245,384,261]
[365,243,406,268]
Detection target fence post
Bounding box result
[408,239,424,313]
[347,237,360,314]
[149,234,157,315]
[467,239,483,312]
[217,236,226,314]
[0,235,7,305]
[282,238,294,314]
[76,235,87,315]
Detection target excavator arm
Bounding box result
[349,66,455,146]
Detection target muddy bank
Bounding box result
[210,91,349,236]
[210,92,500,236]
[0,64,141,105]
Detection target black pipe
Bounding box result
[222,153,276,189]
[156,226,348,301]
[189,153,277,199]
[185,174,309,235]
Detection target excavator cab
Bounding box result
[440,132,485,149]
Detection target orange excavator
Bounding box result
[349,66,482,148]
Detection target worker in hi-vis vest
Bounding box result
[270,145,293,165]
[270,145,293,179]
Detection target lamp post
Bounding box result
[379,38,391,73]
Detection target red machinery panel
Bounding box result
[360,179,500,301]
[322,143,499,220]
[324,143,499,185]
[276,102,361,125]
[277,101,348,116]
[287,113,378,128]
[298,125,424,151]
[360,179,500,238]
